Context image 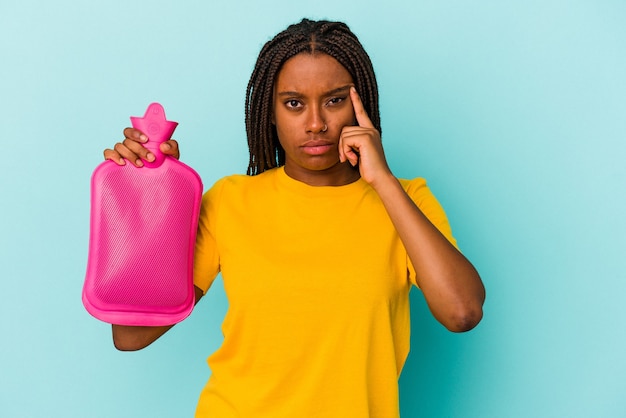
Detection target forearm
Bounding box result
[112,324,173,351]
[373,174,485,332]
[111,285,205,350]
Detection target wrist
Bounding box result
[369,170,399,195]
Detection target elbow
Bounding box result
[446,307,483,333]
[113,338,147,352]
[112,325,150,352]
[445,275,486,333]
[442,299,484,333]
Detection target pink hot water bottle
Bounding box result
[83,103,203,326]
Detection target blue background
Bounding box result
[1,1,624,417]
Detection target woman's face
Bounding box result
[273,52,358,186]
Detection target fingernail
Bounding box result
[119,158,126,165]
[135,159,144,167]
[139,134,148,142]
[146,152,155,162]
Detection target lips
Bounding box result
[301,140,335,156]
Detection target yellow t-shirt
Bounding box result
[193,167,456,417]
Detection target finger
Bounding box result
[342,145,359,167]
[338,136,346,163]
[122,127,148,144]
[103,148,126,165]
[350,87,375,129]
[114,141,146,167]
[339,129,360,167]
[116,127,152,166]
[160,139,180,160]
[110,137,156,167]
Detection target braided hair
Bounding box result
[245,19,380,175]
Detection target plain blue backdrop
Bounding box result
[1,1,624,417]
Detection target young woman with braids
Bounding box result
[104,18,485,418]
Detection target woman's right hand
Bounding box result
[103,127,180,167]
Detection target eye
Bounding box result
[326,96,346,107]
[285,99,302,109]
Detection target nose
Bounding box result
[305,108,327,134]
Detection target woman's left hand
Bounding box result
[339,87,393,188]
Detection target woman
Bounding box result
[105,18,485,418]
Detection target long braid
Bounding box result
[245,19,380,175]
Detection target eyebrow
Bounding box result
[276,84,353,97]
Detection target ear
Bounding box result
[271,112,276,125]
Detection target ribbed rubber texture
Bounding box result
[83,159,202,325]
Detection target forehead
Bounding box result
[275,53,353,92]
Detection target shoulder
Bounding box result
[397,177,430,201]
[397,177,427,191]
[210,173,250,190]
[398,177,457,247]
[203,169,277,201]
[217,169,275,188]
[397,177,448,222]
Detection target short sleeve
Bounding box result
[193,178,225,294]
[400,178,458,286]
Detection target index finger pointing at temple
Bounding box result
[350,87,375,129]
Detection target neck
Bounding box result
[283,162,360,186]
